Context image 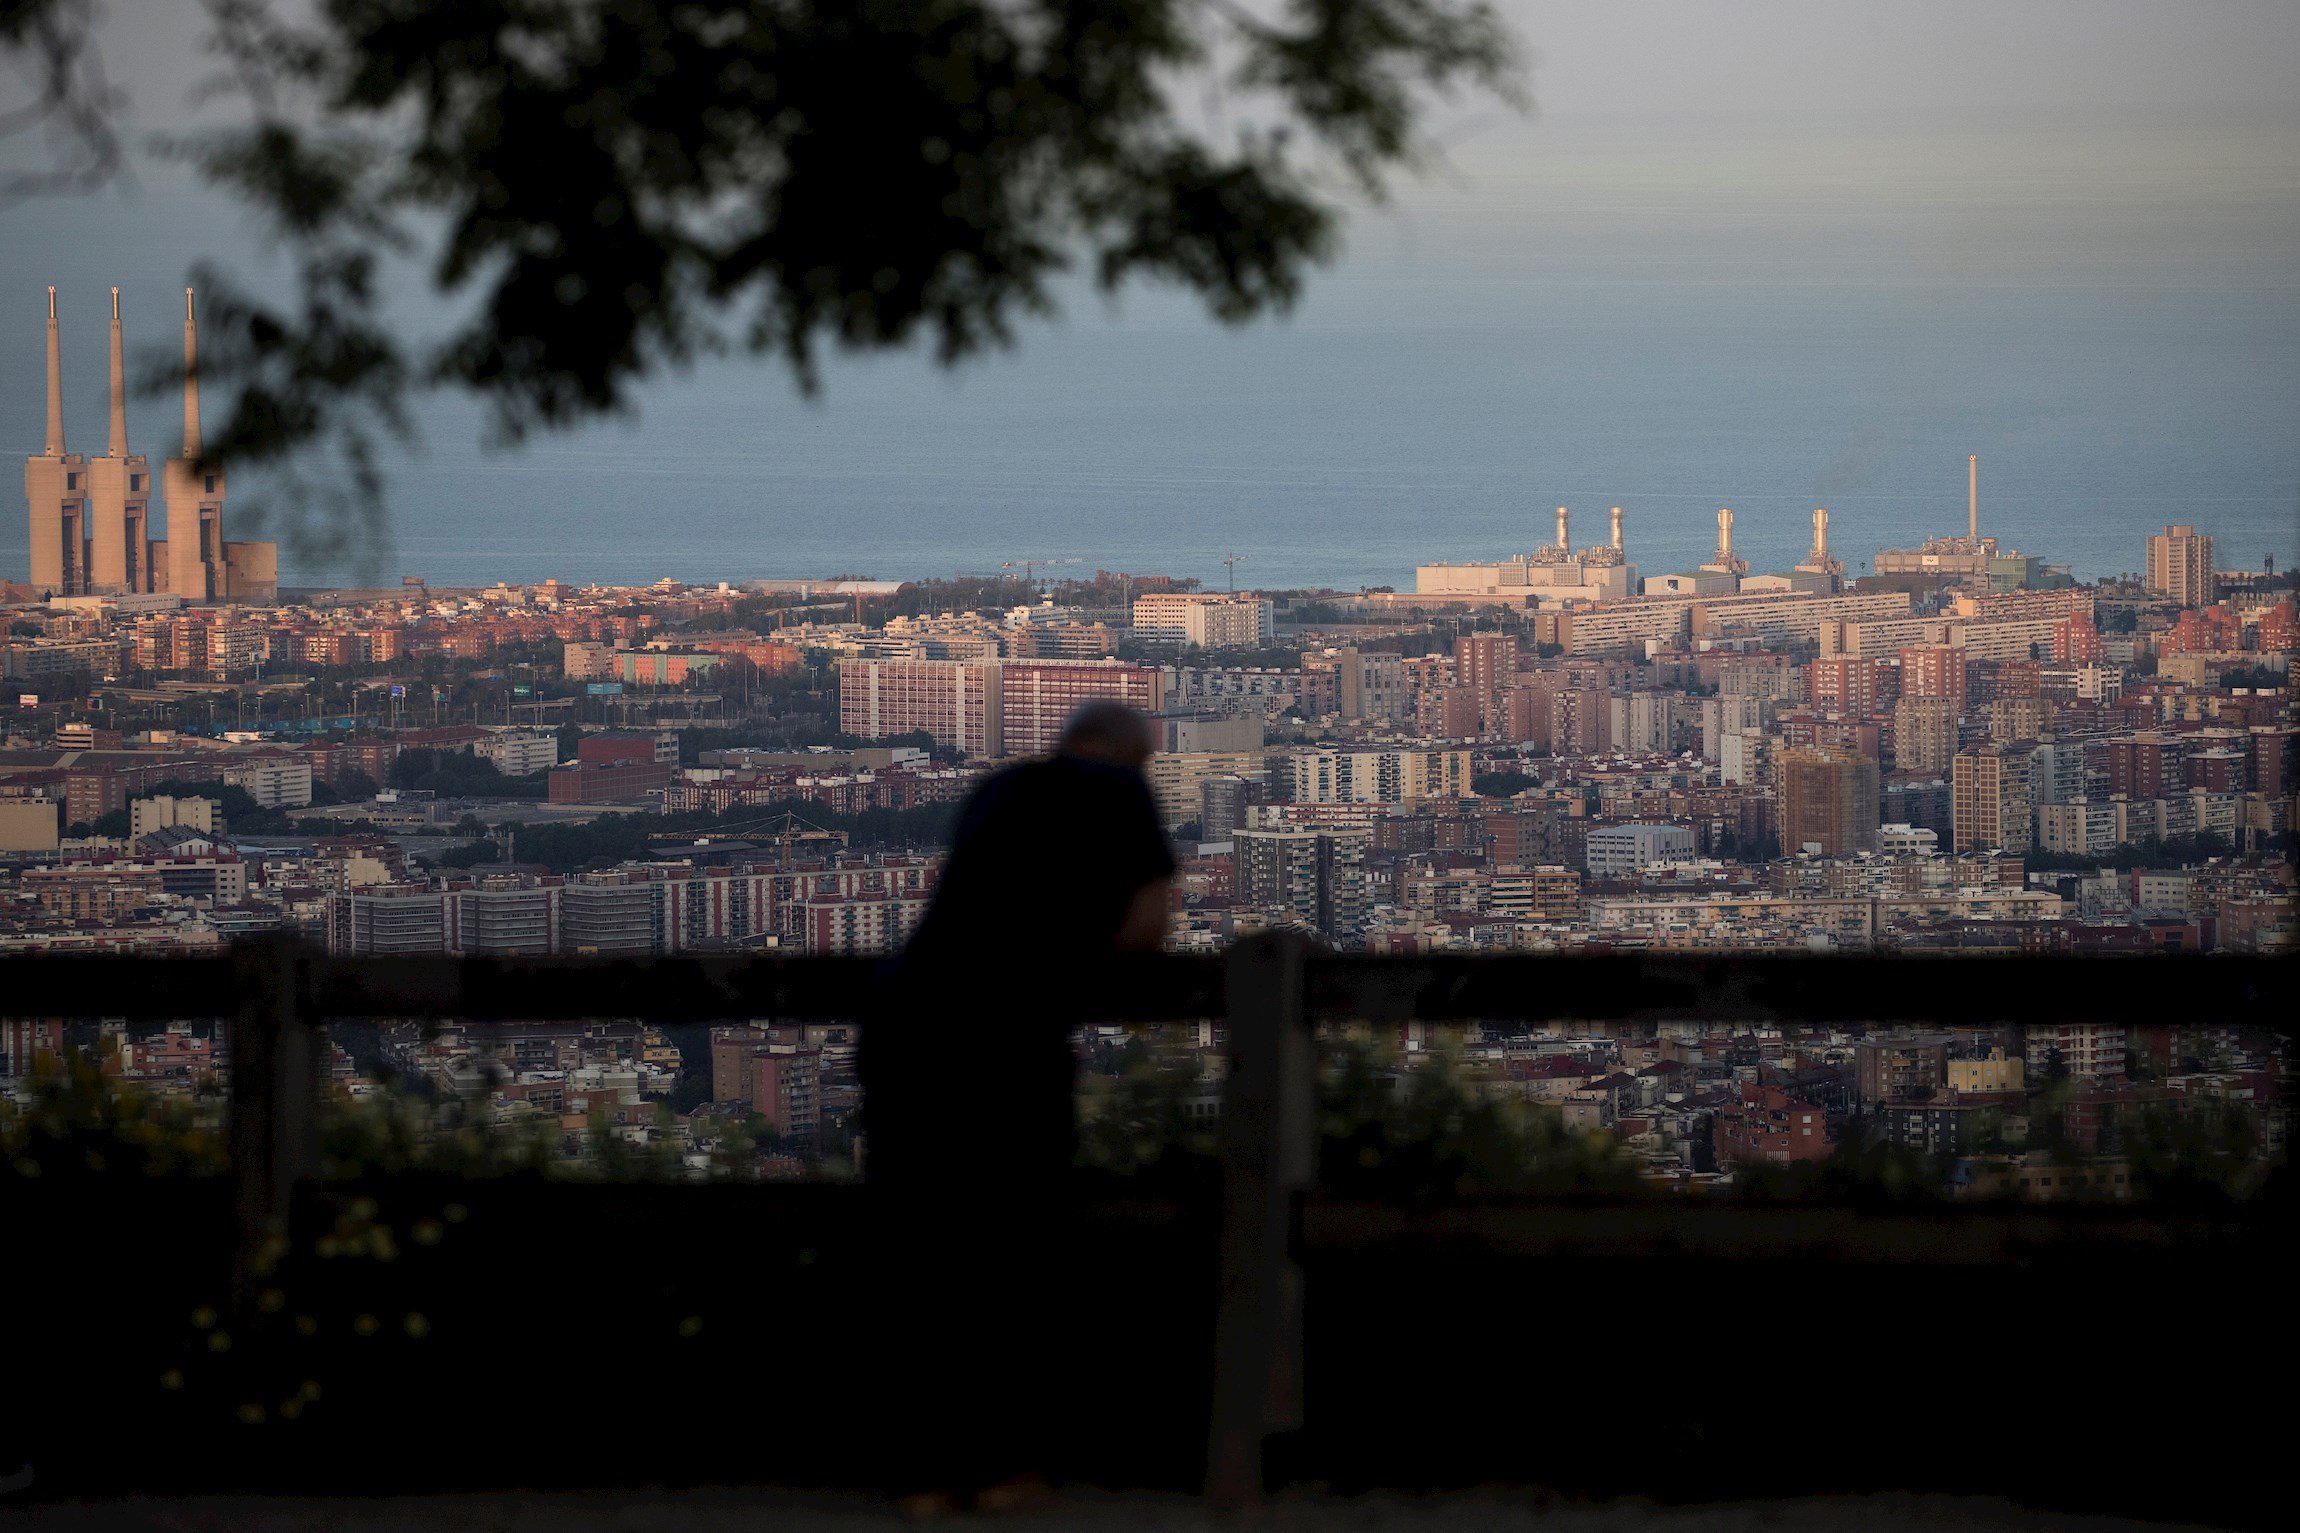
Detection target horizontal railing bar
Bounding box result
[1307,952,2292,1028]
[0,954,242,1018]
[0,950,2286,1028]
[305,953,884,1022]
[306,951,1227,1023]
[1298,1198,2272,1263]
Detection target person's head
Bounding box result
[1057,700,1155,770]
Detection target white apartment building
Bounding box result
[477,730,562,777]
[1275,747,1474,805]
[1698,695,1766,763]
[1877,823,1939,857]
[1585,822,1698,879]
[130,794,216,840]
[222,754,314,809]
[1719,728,1770,786]
[2037,799,2118,856]
[2027,1022,2126,1081]
[1131,592,1276,648]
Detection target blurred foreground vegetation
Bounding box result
[6,1032,2283,1206]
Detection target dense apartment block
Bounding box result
[1952,745,2033,855]
[1130,592,1275,648]
[1777,746,1880,856]
[2145,525,2214,607]
[1234,825,1369,940]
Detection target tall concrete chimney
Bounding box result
[106,288,127,457]
[167,286,228,601]
[1968,454,1978,542]
[1716,506,1735,562]
[29,286,87,594]
[1555,505,1570,552]
[89,286,153,593]
[182,287,201,459]
[44,286,65,456]
[1609,505,1623,550]
[1811,506,1829,562]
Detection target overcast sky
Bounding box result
[48,1,2300,129]
[11,0,2295,340]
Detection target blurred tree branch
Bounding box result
[6,0,1521,564]
[0,0,124,203]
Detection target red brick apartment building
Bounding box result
[1808,655,1896,715]
[707,1026,822,1144]
[839,657,1162,757]
[549,733,678,803]
[838,658,1003,756]
[1716,1084,1831,1167]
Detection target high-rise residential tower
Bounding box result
[1952,745,2033,855]
[1778,745,1880,856]
[1234,825,1369,941]
[1893,695,1958,775]
[2144,525,2214,608]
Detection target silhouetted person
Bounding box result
[866,699,1173,1188]
[860,700,1174,1506]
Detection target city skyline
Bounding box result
[3,6,2291,1520]
[3,5,2296,589]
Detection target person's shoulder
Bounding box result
[969,759,1045,803]
[1046,755,1142,789]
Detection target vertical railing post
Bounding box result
[230,935,317,1303]
[1206,932,1316,1507]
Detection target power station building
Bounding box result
[22,287,276,602]
[1871,454,2054,591]
[1415,505,1640,602]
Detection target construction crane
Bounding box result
[654,807,844,867]
[1000,557,1083,595]
[1222,548,1251,593]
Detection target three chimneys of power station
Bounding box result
[23,286,275,602]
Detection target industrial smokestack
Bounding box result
[1811,507,1829,562]
[182,287,201,460]
[1555,505,1570,551]
[1716,507,1735,561]
[1968,454,1978,542]
[106,287,127,457]
[1609,505,1623,550]
[44,286,65,456]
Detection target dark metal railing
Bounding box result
[2,942,2290,1504]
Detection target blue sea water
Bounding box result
[378,280,2293,594]
[5,112,2297,593]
